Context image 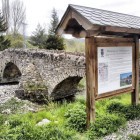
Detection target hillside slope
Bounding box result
[64,38,85,52]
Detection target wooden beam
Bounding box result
[72,10,93,30]
[72,30,87,38]
[96,87,134,100]
[95,42,134,47]
[89,25,100,30]
[87,30,101,36]
[96,89,134,101]
[56,9,72,35]
[89,37,96,124]
[131,36,139,105]
[85,38,90,129]
[85,37,96,129]
[105,26,140,34]
[94,37,134,43]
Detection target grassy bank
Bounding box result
[0,92,140,139]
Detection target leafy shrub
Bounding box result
[87,114,126,139]
[120,104,140,120]
[107,99,124,113]
[12,40,23,48]
[107,100,140,120]
[0,114,7,126]
[64,103,86,132]
[8,115,23,129]
[0,121,76,140]
[75,95,86,105]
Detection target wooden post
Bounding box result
[131,36,139,105]
[85,37,96,129]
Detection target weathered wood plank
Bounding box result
[96,89,134,101]
[96,43,135,47]
[57,9,72,35]
[85,37,96,129]
[85,37,90,129]
[96,87,133,99]
[105,26,140,34]
[132,36,139,105]
[89,37,96,123]
[72,9,93,30]
[94,37,134,43]
[132,44,136,89]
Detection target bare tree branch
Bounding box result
[10,0,26,34]
[2,0,10,33]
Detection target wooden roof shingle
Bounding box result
[70,4,140,29]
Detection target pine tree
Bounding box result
[48,8,59,35]
[29,23,47,48]
[42,8,65,50]
[0,35,10,51]
[43,35,66,50]
[0,12,11,51]
[0,12,8,32]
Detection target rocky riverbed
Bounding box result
[0,84,18,104]
[103,119,140,140]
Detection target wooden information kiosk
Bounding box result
[56,4,140,128]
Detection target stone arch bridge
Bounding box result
[0,49,85,100]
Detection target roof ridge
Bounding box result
[69,4,140,19]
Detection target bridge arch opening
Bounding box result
[51,76,82,100]
[3,62,21,83]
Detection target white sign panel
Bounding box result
[98,47,132,94]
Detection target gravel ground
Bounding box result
[103,119,140,140]
[0,84,18,104]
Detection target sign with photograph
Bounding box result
[98,46,132,94]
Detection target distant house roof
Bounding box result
[56,4,140,38]
[69,4,140,29]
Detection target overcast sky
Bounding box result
[1,0,140,38]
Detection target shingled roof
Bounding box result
[69,4,140,29]
[56,4,140,38]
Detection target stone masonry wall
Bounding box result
[0,49,85,99]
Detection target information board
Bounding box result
[98,46,132,94]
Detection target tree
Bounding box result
[48,8,59,35]
[29,23,47,48]
[43,8,65,50]
[43,35,65,50]
[0,35,11,51]
[0,13,8,32]
[10,0,26,34]
[7,29,23,48]
[0,12,11,51]
[2,0,10,33]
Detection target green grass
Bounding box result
[78,78,86,88]
[129,134,140,140]
[1,91,140,139]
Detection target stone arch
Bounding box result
[50,76,82,100]
[2,62,22,83]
